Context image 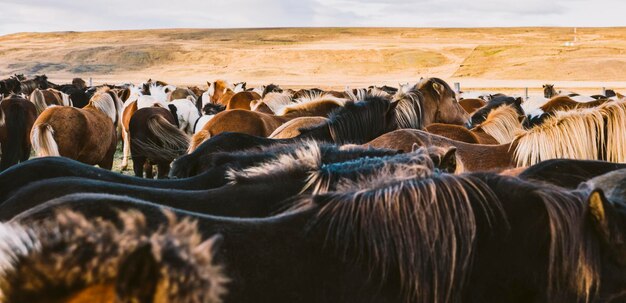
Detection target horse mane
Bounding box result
[345,87,390,102]
[297,172,601,302]
[298,173,500,303]
[474,104,523,144]
[226,141,322,186]
[306,147,436,194]
[276,92,346,116]
[254,92,292,113]
[0,209,228,303]
[392,86,423,129]
[325,96,395,144]
[89,88,120,123]
[514,100,626,166]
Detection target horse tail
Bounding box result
[30,89,47,115]
[31,123,60,157]
[139,115,189,161]
[188,130,210,153]
[0,103,27,170]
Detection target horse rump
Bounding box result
[31,123,60,157]
[132,115,189,162]
[1,103,29,170]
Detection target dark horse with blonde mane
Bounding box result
[8,167,626,302]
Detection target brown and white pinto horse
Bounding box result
[30,88,122,169]
[0,96,37,171]
[29,88,71,115]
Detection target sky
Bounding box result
[1,0,625,35]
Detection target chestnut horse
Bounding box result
[0,96,37,171]
[30,88,122,169]
[269,117,329,139]
[458,98,486,114]
[29,88,71,115]
[189,95,346,151]
[226,91,262,110]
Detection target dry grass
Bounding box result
[2,27,626,91]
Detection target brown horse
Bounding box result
[130,107,189,179]
[458,98,486,114]
[30,88,122,169]
[0,96,37,171]
[120,100,139,170]
[29,88,71,114]
[415,78,469,127]
[366,129,515,172]
[250,92,293,114]
[207,80,232,105]
[190,95,346,151]
[543,84,558,98]
[540,96,609,113]
[425,105,523,145]
[226,91,262,110]
[269,117,329,139]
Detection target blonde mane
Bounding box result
[0,209,228,303]
[392,87,423,129]
[253,92,292,113]
[474,104,524,144]
[276,93,346,116]
[89,88,122,124]
[514,100,626,167]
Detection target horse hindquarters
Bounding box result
[0,103,29,171]
[31,123,60,157]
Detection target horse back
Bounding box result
[204,109,284,137]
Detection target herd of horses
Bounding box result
[0,73,625,302]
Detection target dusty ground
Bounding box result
[2,27,626,93]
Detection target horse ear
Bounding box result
[116,243,160,303]
[588,189,626,264]
[411,143,420,152]
[515,97,523,106]
[194,234,224,257]
[432,82,445,96]
[440,147,457,173]
[207,81,211,88]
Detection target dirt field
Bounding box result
[2,27,626,93]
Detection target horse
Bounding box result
[543,84,559,98]
[526,96,611,127]
[519,159,626,189]
[367,129,515,172]
[0,209,227,303]
[130,107,189,179]
[250,92,293,114]
[204,80,232,106]
[19,75,49,96]
[169,97,200,135]
[0,144,444,219]
[466,95,524,128]
[30,88,122,169]
[225,91,262,110]
[0,96,37,171]
[29,88,71,114]
[189,94,347,151]
[0,76,21,96]
[14,170,626,302]
[194,103,226,134]
[0,143,401,205]
[269,117,329,139]
[458,98,486,114]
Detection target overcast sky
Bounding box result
[1,0,625,35]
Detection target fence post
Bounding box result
[602,87,606,96]
[89,77,93,87]
[525,87,529,100]
[454,82,461,94]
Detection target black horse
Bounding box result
[519,159,626,189]
[0,96,37,171]
[466,95,525,128]
[0,145,440,219]
[0,143,401,203]
[12,171,626,302]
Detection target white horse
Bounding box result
[169,97,200,135]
